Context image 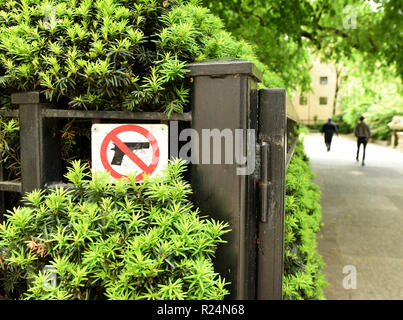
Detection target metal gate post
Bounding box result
[257,89,287,299]
[187,60,262,300]
[11,92,62,196]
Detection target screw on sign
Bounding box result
[99,124,161,182]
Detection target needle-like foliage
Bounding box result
[283,139,327,300]
[0,159,230,300]
[0,0,277,114]
[0,0,191,114]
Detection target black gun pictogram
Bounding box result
[111,142,150,166]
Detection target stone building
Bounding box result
[292,57,340,125]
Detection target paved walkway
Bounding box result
[303,133,403,300]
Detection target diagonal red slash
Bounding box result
[110,135,150,173]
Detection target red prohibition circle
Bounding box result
[100,124,160,181]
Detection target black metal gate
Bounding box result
[188,61,297,299]
[0,60,298,300]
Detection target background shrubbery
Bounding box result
[329,113,352,135]
[365,107,403,141]
[307,114,352,135]
[336,58,403,142]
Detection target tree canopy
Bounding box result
[337,54,403,140]
[202,0,403,91]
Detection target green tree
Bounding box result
[338,56,403,140]
[202,0,403,89]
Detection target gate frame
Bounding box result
[0,60,299,300]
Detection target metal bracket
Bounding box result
[254,143,261,180]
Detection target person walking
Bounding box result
[320,117,339,151]
[354,116,371,166]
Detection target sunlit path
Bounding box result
[304,133,403,300]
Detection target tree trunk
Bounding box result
[333,65,342,115]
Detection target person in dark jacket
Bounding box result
[354,116,371,166]
[320,118,339,151]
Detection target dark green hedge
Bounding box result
[283,139,327,300]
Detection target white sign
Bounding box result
[91,123,168,182]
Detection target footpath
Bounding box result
[303,133,403,300]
